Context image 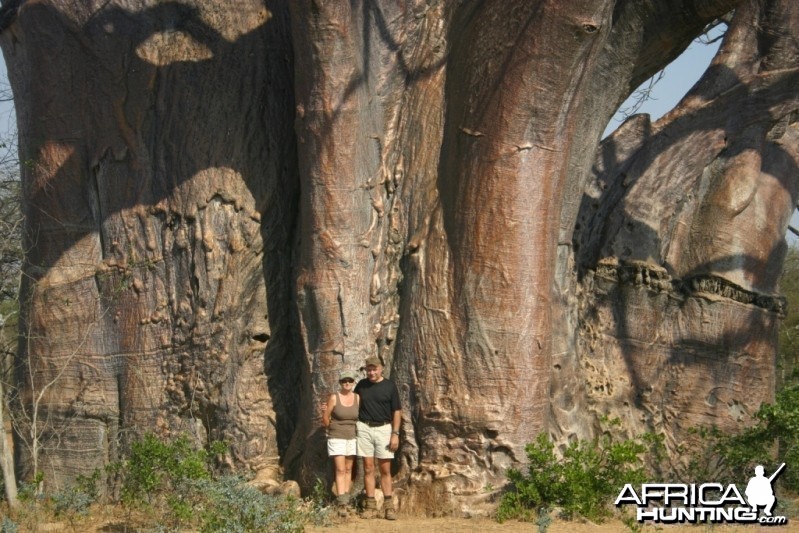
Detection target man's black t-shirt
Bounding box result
[355,378,401,424]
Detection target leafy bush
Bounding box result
[120,432,214,505]
[51,469,100,518]
[16,472,43,502]
[497,430,650,523]
[110,433,226,527]
[694,382,799,492]
[111,433,324,530]
[0,517,18,533]
[192,476,310,533]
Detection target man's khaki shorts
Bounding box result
[356,421,394,459]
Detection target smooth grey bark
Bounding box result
[0,376,18,508]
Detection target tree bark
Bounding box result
[562,0,799,470]
[1,0,797,514]
[0,376,18,508]
[3,0,297,487]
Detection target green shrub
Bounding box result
[192,476,311,533]
[697,382,799,492]
[0,517,18,533]
[110,432,222,528]
[17,472,44,502]
[51,469,101,518]
[309,477,330,507]
[120,432,213,505]
[497,430,649,523]
[112,433,325,530]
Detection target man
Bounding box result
[355,356,401,520]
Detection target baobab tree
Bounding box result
[0,0,797,513]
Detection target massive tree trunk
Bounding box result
[3,0,298,483]
[2,0,797,514]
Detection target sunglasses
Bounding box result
[339,379,355,384]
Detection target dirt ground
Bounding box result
[307,515,799,533]
[7,501,799,532]
[10,512,799,532]
[305,491,799,532]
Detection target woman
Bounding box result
[322,369,359,515]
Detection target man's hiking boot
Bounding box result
[383,498,397,520]
[360,496,378,519]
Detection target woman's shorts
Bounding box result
[327,437,357,456]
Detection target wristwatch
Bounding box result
[392,431,400,435]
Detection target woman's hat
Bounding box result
[339,370,358,382]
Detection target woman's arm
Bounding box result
[322,393,336,428]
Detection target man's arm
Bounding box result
[389,409,401,452]
[391,409,401,434]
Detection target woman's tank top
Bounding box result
[328,393,358,439]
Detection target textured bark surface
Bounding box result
[558,1,799,461]
[4,0,297,482]
[2,0,798,515]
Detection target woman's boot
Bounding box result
[335,494,350,517]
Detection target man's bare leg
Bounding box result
[379,458,396,520]
[360,456,379,518]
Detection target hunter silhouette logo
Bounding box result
[745,464,783,517]
[615,463,788,525]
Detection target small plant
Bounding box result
[0,517,18,533]
[51,488,94,516]
[534,508,552,532]
[51,482,95,529]
[16,472,44,502]
[620,508,644,533]
[497,430,649,523]
[309,477,330,509]
[52,469,101,518]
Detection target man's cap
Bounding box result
[339,370,358,382]
[363,356,382,368]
